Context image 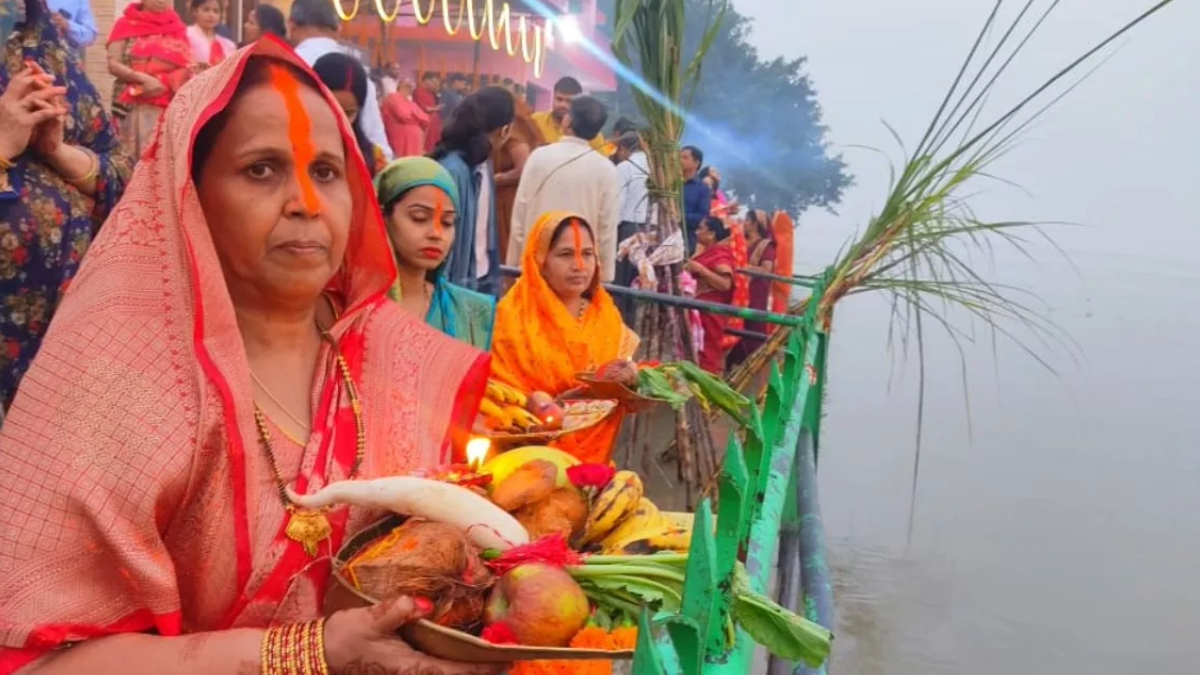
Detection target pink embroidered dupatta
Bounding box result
[0,37,489,674]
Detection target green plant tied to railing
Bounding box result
[628,290,833,674]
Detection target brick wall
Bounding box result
[83,0,121,107]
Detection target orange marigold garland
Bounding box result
[507,623,637,675]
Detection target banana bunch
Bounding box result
[479,398,541,432]
[486,380,528,408]
[578,470,693,555]
[479,381,541,432]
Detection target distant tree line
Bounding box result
[595,0,852,214]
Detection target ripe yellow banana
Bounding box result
[602,525,692,555]
[486,380,528,408]
[580,470,643,546]
[503,405,542,430]
[479,397,507,423]
[597,497,664,549]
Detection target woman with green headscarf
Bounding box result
[374,157,496,349]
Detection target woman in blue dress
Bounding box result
[1,0,132,409]
[374,156,496,350]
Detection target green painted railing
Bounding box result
[630,277,834,675]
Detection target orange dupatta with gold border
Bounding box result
[0,37,489,674]
[769,211,795,332]
[490,212,638,465]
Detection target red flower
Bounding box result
[567,464,615,490]
[481,622,520,645]
[637,360,662,370]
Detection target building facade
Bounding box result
[82,0,616,112]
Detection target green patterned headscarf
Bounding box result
[373,156,459,303]
[373,156,494,350]
[373,156,461,214]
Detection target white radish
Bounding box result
[288,477,530,551]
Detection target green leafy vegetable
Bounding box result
[636,361,753,427]
[568,554,831,667]
[733,566,832,666]
[637,367,691,408]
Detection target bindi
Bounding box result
[267,64,320,215]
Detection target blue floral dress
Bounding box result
[0,3,132,408]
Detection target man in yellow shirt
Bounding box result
[531,76,608,152]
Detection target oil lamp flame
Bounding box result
[466,437,491,473]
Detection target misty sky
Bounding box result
[731,0,1199,270]
[719,5,1200,669]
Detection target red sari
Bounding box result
[108,4,192,110]
[413,85,442,152]
[692,241,735,374]
[0,39,488,674]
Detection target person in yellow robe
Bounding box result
[530,76,607,152]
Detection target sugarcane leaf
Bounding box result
[610,0,647,49]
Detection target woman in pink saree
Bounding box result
[382,78,429,158]
[0,39,495,675]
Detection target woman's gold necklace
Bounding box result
[249,368,311,438]
[251,324,366,557]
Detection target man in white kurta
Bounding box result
[508,96,620,282]
[288,0,394,161]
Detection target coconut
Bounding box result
[344,519,492,631]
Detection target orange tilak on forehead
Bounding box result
[432,192,446,236]
[267,64,320,214]
[571,218,584,268]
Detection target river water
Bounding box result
[724,0,1200,672]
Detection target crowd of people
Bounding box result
[0,1,794,671]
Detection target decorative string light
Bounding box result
[331,0,360,21]
[373,0,403,23]
[333,0,548,76]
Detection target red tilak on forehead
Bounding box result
[266,64,320,214]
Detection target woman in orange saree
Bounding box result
[0,39,494,675]
[769,210,795,330]
[490,212,639,465]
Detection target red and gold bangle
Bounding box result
[309,618,331,675]
[261,619,331,675]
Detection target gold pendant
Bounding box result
[285,509,331,557]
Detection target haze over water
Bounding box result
[731,1,1200,672]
